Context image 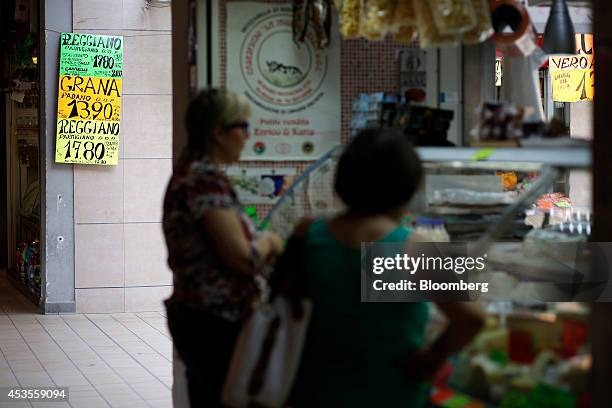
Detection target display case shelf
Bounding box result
[417,147,591,169]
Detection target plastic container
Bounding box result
[414,217,451,242]
[432,218,451,242]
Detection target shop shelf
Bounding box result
[417,146,591,169]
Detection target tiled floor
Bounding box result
[0,271,173,408]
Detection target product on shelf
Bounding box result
[496,171,518,191]
[392,0,417,42]
[15,240,41,299]
[443,304,591,407]
[412,216,451,242]
[403,106,455,146]
[330,0,492,44]
[431,189,516,207]
[338,0,361,38]
[536,193,571,210]
[414,0,459,48]
[429,0,477,35]
[472,102,525,142]
[360,0,397,39]
[462,0,494,44]
[393,25,417,42]
[349,92,404,137]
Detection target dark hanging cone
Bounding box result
[542,0,576,54]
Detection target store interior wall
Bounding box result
[68,0,173,313]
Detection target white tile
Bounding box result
[31,403,71,408]
[146,398,173,408]
[123,159,172,222]
[123,0,171,30]
[122,95,172,159]
[76,288,125,314]
[14,372,55,386]
[75,224,125,289]
[123,33,172,95]
[73,0,123,30]
[125,287,172,313]
[69,397,110,408]
[74,161,124,223]
[124,223,172,287]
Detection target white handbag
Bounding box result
[221,296,312,408]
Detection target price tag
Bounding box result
[470,148,496,161]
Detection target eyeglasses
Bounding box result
[224,122,249,133]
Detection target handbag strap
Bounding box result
[246,218,317,399]
[248,315,282,397]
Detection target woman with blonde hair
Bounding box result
[162,88,283,407]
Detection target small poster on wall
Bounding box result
[226,2,341,161]
[549,33,594,103]
[55,33,123,165]
[226,167,297,205]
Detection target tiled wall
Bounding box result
[72,0,173,313]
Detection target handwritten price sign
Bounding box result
[59,33,123,78]
[549,33,594,102]
[55,33,123,165]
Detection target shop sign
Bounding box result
[226,2,341,161]
[495,57,502,87]
[55,33,123,165]
[399,48,428,103]
[549,33,594,102]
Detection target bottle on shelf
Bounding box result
[413,217,451,242]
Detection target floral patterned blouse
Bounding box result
[162,155,259,322]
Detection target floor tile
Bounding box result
[0,270,173,407]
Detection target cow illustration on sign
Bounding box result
[265,60,304,87]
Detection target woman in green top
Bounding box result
[288,129,485,407]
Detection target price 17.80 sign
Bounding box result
[55,33,123,165]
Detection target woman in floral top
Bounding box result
[163,88,283,407]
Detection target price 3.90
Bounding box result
[66,100,115,121]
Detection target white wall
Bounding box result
[569,102,593,208]
[72,0,173,313]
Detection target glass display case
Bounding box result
[264,144,593,407]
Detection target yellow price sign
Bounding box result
[56,33,123,166]
[57,76,121,121]
[549,33,595,102]
[55,119,120,165]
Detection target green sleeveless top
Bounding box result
[291,219,430,407]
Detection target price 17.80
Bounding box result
[63,140,106,162]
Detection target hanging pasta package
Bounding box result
[392,0,417,42]
[430,0,477,35]
[359,0,397,40]
[394,25,417,43]
[414,0,459,48]
[463,0,494,44]
[338,0,361,39]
